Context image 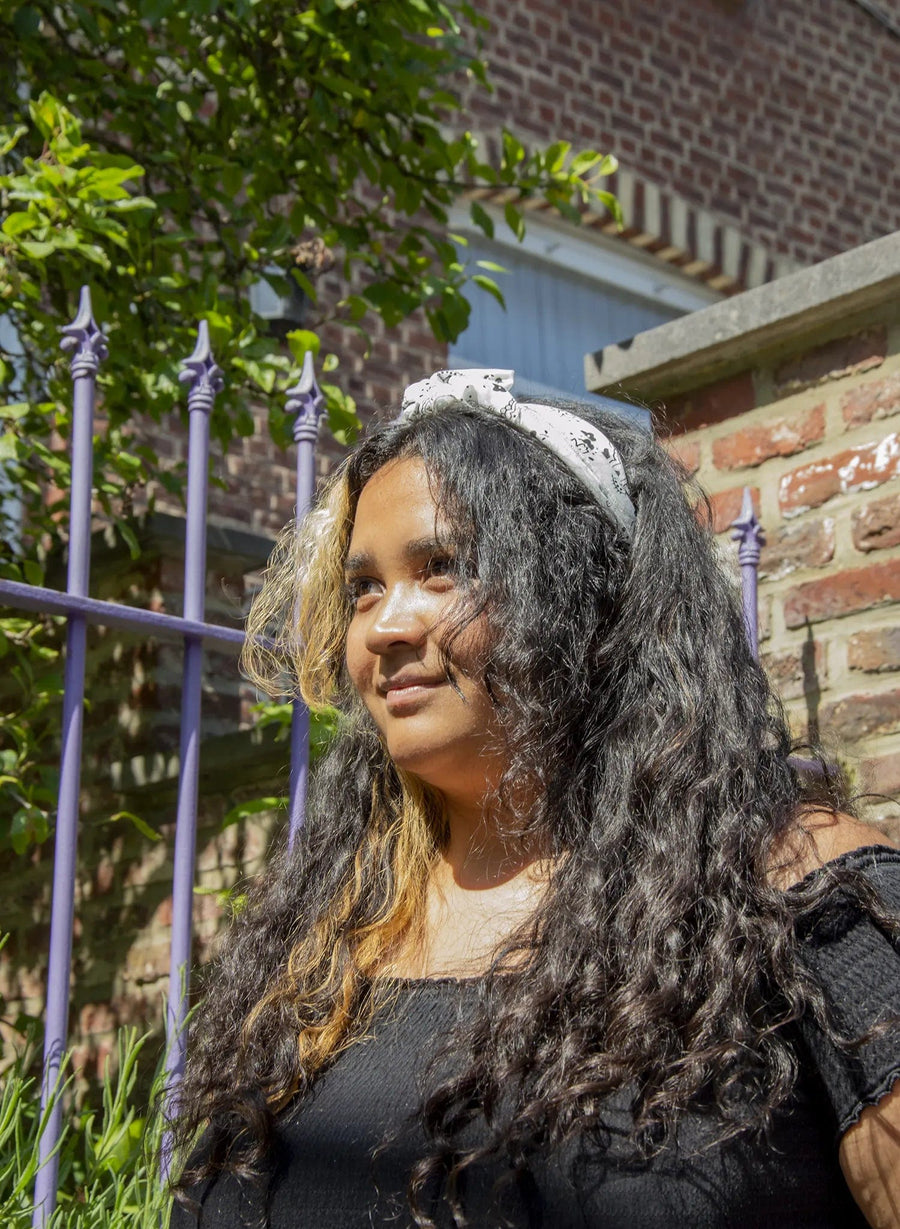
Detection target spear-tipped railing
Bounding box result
[284,352,326,847]
[32,288,108,1227]
[164,322,225,1095]
[731,486,765,661]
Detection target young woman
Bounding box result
[170,370,900,1228]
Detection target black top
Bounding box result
[171,846,900,1228]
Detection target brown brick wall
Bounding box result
[466,0,900,267]
[659,312,900,836]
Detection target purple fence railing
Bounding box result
[0,287,325,1225]
[284,357,326,844]
[0,290,766,1223]
[164,321,224,1129]
[31,290,107,1226]
[731,485,765,661]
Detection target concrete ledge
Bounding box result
[585,232,900,402]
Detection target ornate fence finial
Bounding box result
[60,285,108,378]
[178,319,225,414]
[731,486,765,565]
[284,350,326,444]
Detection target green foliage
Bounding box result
[0,0,619,855]
[0,1026,173,1228]
[0,612,64,854]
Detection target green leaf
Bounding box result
[501,130,525,168]
[469,200,495,238]
[570,149,604,175]
[290,267,318,304]
[504,201,525,242]
[114,518,142,560]
[472,274,506,309]
[18,240,56,258]
[222,796,284,828]
[175,99,192,123]
[0,123,27,156]
[109,810,161,842]
[544,139,571,173]
[285,329,321,363]
[322,381,361,445]
[594,189,623,225]
[2,212,37,237]
[233,357,277,394]
[13,6,41,38]
[0,403,30,420]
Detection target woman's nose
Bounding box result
[364,583,429,653]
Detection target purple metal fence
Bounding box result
[165,321,224,1105]
[0,292,764,1222]
[0,288,325,1225]
[284,356,326,845]
[731,486,765,661]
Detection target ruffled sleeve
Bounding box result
[793,845,900,1136]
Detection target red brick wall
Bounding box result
[467,0,900,266]
[660,318,900,835]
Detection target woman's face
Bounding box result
[344,456,505,801]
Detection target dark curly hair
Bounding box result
[169,399,875,1225]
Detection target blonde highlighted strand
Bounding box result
[236,764,444,1116]
[241,469,355,709]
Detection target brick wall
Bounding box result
[658,318,900,836]
[467,0,900,267]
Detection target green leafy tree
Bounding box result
[0,0,619,854]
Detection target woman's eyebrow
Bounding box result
[343,549,373,577]
[343,537,450,577]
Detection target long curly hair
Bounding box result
[170,399,865,1224]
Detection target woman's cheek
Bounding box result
[344,623,368,696]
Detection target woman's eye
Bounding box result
[345,578,379,607]
[425,554,455,580]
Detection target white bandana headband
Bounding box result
[399,369,636,541]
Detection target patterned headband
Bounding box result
[399,369,636,541]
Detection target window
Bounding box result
[449,208,720,418]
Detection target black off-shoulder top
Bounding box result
[171,846,900,1228]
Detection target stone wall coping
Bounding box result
[585,231,900,402]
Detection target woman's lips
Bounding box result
[382,680,443,713]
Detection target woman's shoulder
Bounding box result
[769,808,899,891]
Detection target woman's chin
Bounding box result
[385,744,450,785]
